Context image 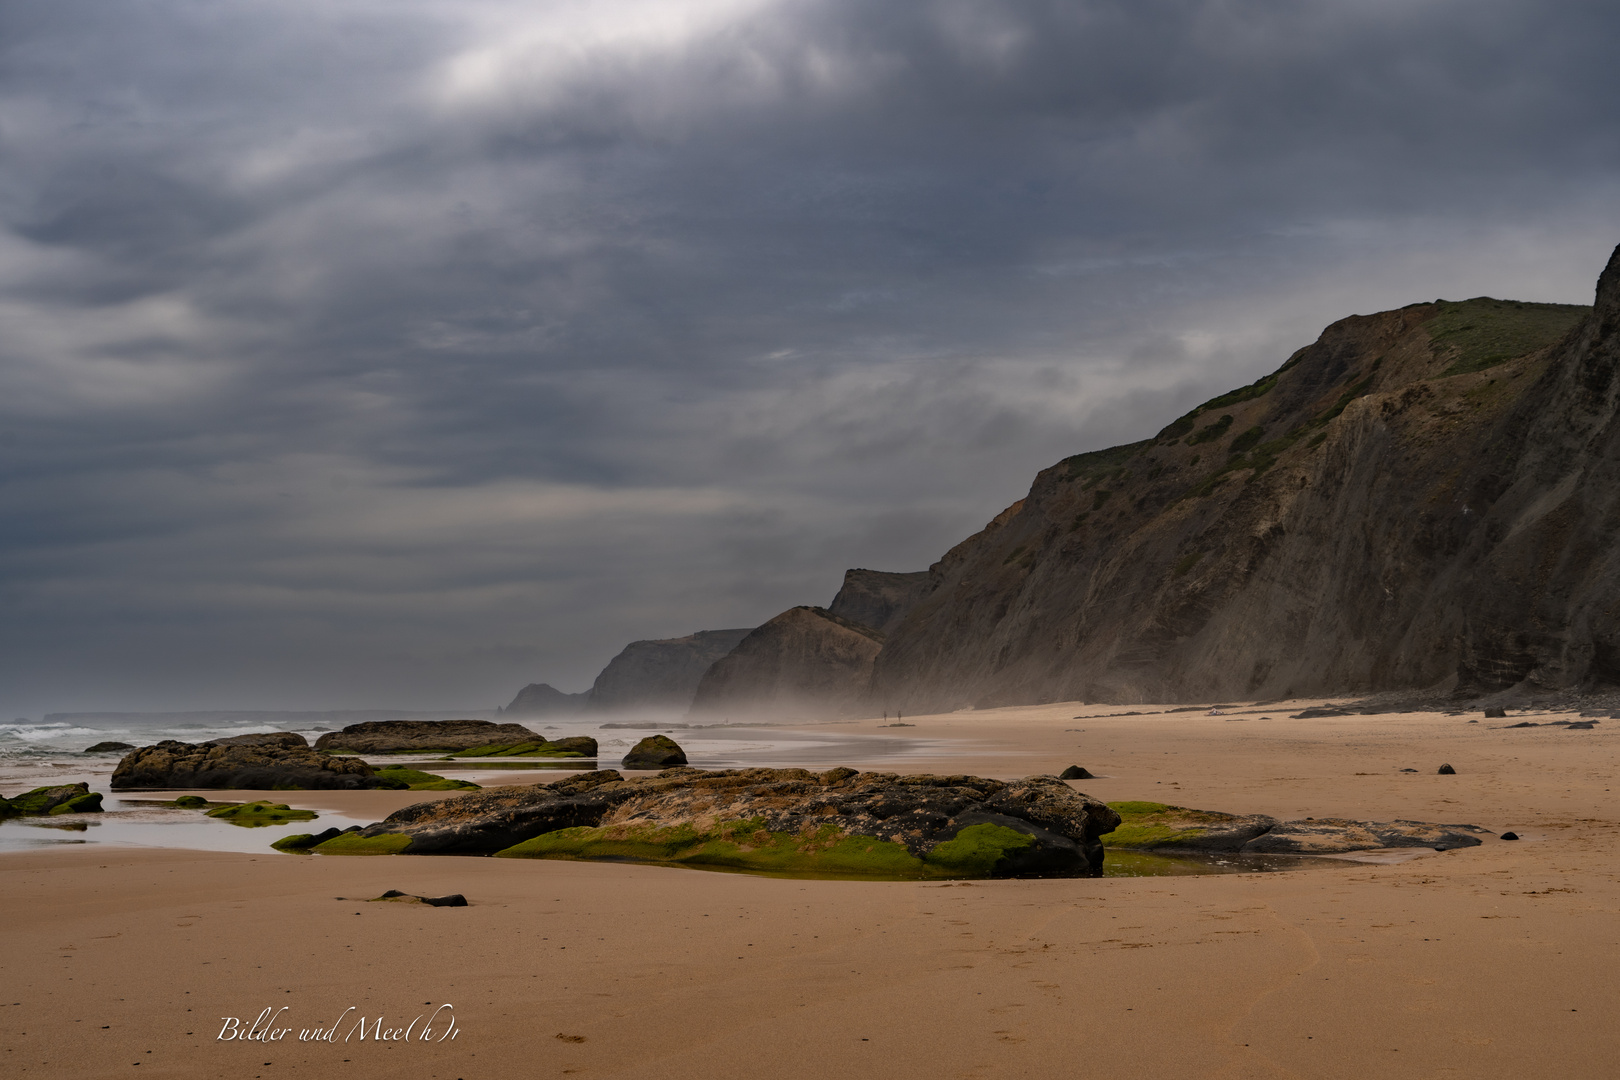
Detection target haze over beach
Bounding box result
[6,2,1620,1078]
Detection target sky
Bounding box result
[3,0,1619,715]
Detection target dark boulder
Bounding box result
[111,740,401,790]
[369,889,468,907]
[1059,765,1096,780]
[1438,763,1457,774]
[1566,721,1598,730]
[316,768,1123,879]
[622,735,687,769]
[1500,831,1519,840]
[1484,708,1507,719]
[207,732,309,749]
[83,741,135,753]
[314,719,549,754]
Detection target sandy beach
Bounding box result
[6,701,1620,1079]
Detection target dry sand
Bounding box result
[5,701,1620,1079]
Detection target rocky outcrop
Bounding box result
[504,683,590,716]
[207,732,308,749]
[827,570,932,635]
[871,246,1619,708]
[689,607,883,719]
[315,767,1123,878]
[315,719,546,754]
[584,628,754,712]
[83,741,134,753]
[1102,801,1490,854]
[2,782,104,816]
[111,740,399,790]
[204,801,318,826]
[622,735,687,769]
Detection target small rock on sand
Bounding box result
[1437,764,1456,774]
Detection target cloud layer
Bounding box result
[3,0,1618,711]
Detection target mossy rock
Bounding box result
[204,801,318,828]
[174,795,209,808]
[6,783,101,816]
[448,738,593,759]
[373,766,480,791]
[496,818,1042,879]
[272,826,347,852]
[48,791,104,815]
[1102,800,1275,852]
[311,831,414,855]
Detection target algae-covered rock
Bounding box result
[84,741,135,753]
[1242,818,1489,854]
[621,735,687,769]
[272,826,349,852]
[328,767,1122,878]
[374,766,480,791]
[204,801,319,827]
[448,736,597,759]
[111,740,399,790]
[6,783,104,816]
[314,719,550,754]
[1102,801,1276,851]
[174,795,209,808]
[1101,801,1492,854]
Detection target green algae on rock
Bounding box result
[205,801,318,827]
[1102,801,1276,851]
[3,783,104,817]
[311,831,413,855]
[447,737,596,759]
[373,766,481,791]
[326,767,1121,878]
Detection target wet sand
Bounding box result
[5,701,1620,1078]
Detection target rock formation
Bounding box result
[207,732,308,749]
[111,740,399,790]
[870,245,1620,708]
[504,683,590,716]
[1102,800,1489,853]
[622,734,687,769]
[312,767,1122,878]
[826,570,932,635]
[688,607,883,719]
[585,628,754,712]
[83,741,134,753]
[1,782,103,816]
[314,719,548,754]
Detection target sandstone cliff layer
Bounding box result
[871,245,1619,708]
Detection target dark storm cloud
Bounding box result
[2,0,1618,711]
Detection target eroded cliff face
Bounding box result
[870,247,1616,709]
[586,628,754,712]
[827,569,932,634]
[689,607,883,719]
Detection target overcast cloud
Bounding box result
[2,0,1618,713]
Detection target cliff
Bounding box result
[505,683,589,716]
[870,245,1617,709]
[689,607,884,719]
[827,569,932,634]
[586,628,754,712]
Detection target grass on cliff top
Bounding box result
[495,819,1039,880]
[1428,298,1588,376]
